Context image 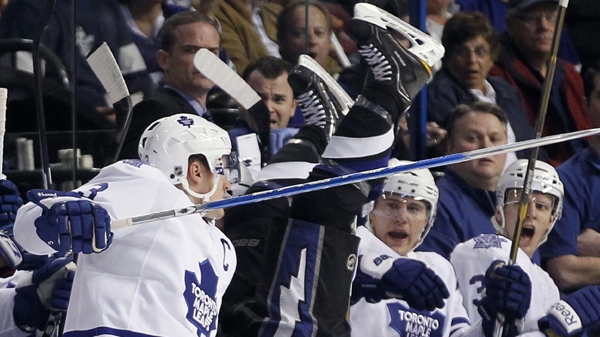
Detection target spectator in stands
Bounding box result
[427,12,536,168]
[0,0,152,127]
[426,0,459,42]
[417,102,508,259]
[490,0,592,166]
[540,63,600,293]
[228,56,299,157]
[277,0,341,78]
[214,0,282,75]
[117,0,189,90]
[119,11,220,159]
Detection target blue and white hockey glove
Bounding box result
[13,256,76,332]
[538,286,600,337]
[352,253,449,311]
[0,179,23,229]
[479,260,531,337]
[28,190,113,254]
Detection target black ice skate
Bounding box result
[288,61,344,141]
[347,3,444,112]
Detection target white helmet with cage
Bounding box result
[368,159,439,250]
[494,159,564,246]
[138,114,236,202]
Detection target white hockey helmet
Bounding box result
[494,159,564,246]
[372,159,439,250]
[138,114,236,202]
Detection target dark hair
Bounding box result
[583,61,600,100]
[441,12,499,65]
[159,11,220,52]
[446,102,508,140]
[242,56,293,81]
[276,0,333,43]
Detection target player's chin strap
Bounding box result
[180,173,221,203]
[492,209,509,238]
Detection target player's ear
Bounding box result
[157,49,169,71]
[187,161,203,183]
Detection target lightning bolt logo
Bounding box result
[273,248,307,337]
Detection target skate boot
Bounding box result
[347,3,444,113]
[297,54,354,116]
[288,62,344,142]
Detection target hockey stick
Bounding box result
[86,42,132,164]
[194,49,260,110]
[32,0,57,190]
[36,0,60,335]
[496,1,570,336]
[193,49,272,164]
[111,126,600,229]
[0,88,7,180]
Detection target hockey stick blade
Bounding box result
[87,42,129,105]
[87,42,133,163]
[193,49,261,110]
[0,88,7,179]
[110,127,600,229]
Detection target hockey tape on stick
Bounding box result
[0,88,7,179]
[193,49,261,110]
[86,42,129,105]
[110,127,600,229]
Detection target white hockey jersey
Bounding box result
[351,227,484,337]
[450,234,559,337]
[14,160,236,337]
[0,271,32,337]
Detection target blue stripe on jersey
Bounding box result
[63,327,160,337]
[259,220,324,337]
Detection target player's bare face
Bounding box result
[448,111,507,190]
[161,22,220,98]
[247,70,296,130]
[501,189,555,258]
[191,165,231,220]
[370,194,429,256]
[280,6,332,67]
[447,35,494,92]
[507,3,557,60]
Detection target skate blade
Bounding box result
[353,3,445,69]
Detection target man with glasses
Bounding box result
[489,0,591,166]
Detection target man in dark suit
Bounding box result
[119,11,221,159]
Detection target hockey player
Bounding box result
[350,161,484,337]
[1,222,75,336]
[219,3,449,336]
[12,114,237,337]
[451,159,600,337]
